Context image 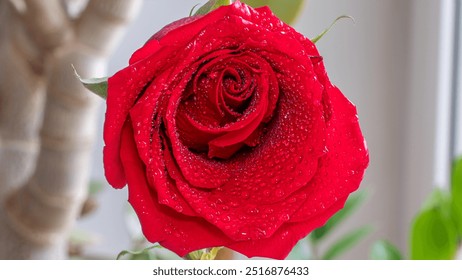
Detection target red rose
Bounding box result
[103,2,369,259]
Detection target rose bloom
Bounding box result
[103,2,369,259]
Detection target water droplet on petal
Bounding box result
[275,189,285,197]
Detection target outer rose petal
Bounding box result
[128,82,197,217]
[291,87,369,222]
[104,46,161,188]
[120,121,234,255]
[228,196,348,259]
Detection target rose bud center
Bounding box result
[176,50,279,159]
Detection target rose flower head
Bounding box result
[103,1,369,259]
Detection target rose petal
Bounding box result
[104,52,161,188]
[128,79,198,216]
[120,123,236,255]
[128,39,160,65]
[228,197,347,259]
[289,67,369,222]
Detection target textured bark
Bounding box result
[0,0,141,259]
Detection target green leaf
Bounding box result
[452,157,462,189]
[189,3,201,16]
[201,247,223,260]
[311,15,355,44]
[72,65,108,99]
[421,188,452,215]
[186,249,204,260]
[310,190,366,243]
[242,0,305,25]
[186,247,223,260]
[410,206,458,260]
[451,157,462,235]
[370,240,403,260]
[116,245,162,260]
[194,0,232,16]
[322,226,371,260]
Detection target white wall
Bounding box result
[78,0,448,259]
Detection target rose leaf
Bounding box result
[72,65,108,100]
[410,205,458,260]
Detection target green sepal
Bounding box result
[193,0,232,16]
[116,245,162,260]
[186,250,203,260]
[186,247,223,260]
[189,4,201,16]
[311,15,355,44]
[73,65,108,100]
[370,240,403,260]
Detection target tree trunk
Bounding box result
[0,0,141,259]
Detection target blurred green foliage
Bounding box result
[372,157,462,260]
[370,240,403,260]
[288,190,371,260]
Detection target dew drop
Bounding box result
[247,207,259,215]
[257,228,267,238]
[275,189,285,197]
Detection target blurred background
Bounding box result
[1,0,461,259]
